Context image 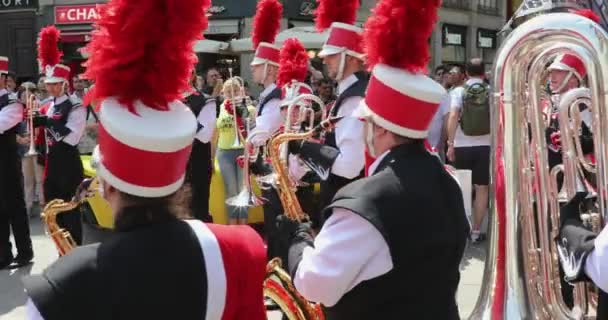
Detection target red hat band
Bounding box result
[326,26,363,55]
[46,64,70,82]
[0,56,8,74]
[254,43,280,65]
[560,54,586,79]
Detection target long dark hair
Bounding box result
[113,187,192,232]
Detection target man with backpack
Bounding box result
[447,58,491,243]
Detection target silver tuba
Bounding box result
[470,12,608,319]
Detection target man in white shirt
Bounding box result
[447,58,491,242]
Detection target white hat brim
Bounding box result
[44,77,65,84]
[353,100,372,119]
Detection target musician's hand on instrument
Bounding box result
[276,215,313,243]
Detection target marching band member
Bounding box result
[184,72,217,222]
[244,0,286,253]
[23,0,266,319]
[33,26,86,245]
[277,0,469,318]
[0,56,33,268]
[288,0,366,222]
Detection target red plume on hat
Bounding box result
[252,0,283,49]
[364,0,441,73]
[315,0,359,32]
[574,9,601,24]
[83,0,211,112]
[277,38,309,88]
[37,25,62,69]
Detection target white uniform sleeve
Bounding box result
[63,106,87,146]
[331,96,365,179]
[250,98,282,147]
[585,225,608,293]
[294,208,393,307]
[26,298,45,320]
[0,102,23,134]
[450,87,464,111]
[195,100,217,143]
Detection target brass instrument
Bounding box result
[263,94,341,320]
[41,199,79,256]
[25,89,39,157]
[225,130,265,208]
[470,12,608,319]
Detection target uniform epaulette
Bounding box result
[7,92,18,104]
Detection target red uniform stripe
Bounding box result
[256,46,280,64]
[326,27,363,53]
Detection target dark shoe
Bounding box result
[14,250,34,266]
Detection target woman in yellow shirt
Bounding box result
[214,78,255,225]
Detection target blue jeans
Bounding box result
[217,148,247,219]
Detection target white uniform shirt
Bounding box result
[195,99,217,143]
[46,95,86,146]
[294,151,393,307]
[428,93,450,149]
[329,74,365,179]
[585,224,608,293]
[249,83,282,147]
[0,89,23,134]
[450,78,491,147]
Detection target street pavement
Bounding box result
[1,218,486,319]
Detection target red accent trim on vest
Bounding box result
[559,54,586,79]
[98,124,192,188]
[366,75,438,131]
[0,60,8,71]
[50,66,71,80]
[256,46,280,64]
[326,27,363,54]
[206,224,267,320]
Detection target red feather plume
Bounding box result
[252,0,283,49]
[315,0,359,32]
[277,38,309,88]
[83,0,210,112]
[364,0,441,73]
[37,26,62,69]
[574,9,601,24]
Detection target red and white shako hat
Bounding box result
[250,0,282,67]
[548,53,587,81]
[83,0,211,198]
[0,56,8,74]
[315,0,364,78]
[354,0,446,139]
[37,26,70,84]
[277,38,313,108]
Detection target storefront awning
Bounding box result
[194,39,230,53]
[229,27,327,52]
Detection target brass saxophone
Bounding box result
[41,199,80,256]
[263,94,341,320]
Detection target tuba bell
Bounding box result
[470,12,608,319]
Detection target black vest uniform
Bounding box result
[185,91,214,222]
[297,72,368,226]
[40,96,85,244]
[293,143,469,320]
[0,92,32,262]
[24,213,210,320]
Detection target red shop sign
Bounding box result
[55,5,100,25]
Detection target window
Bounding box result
[478,0,499,15]
[442,24,467,64]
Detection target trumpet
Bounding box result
[25,88,39,157]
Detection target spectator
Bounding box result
[446,64,467,90]
[316,78,336,106]
[213,79,255,225]
[447,58,491,243]
[6,72,17,92]
[428,91,451,162]
[70,75,87,102]
[434,65,449,88]
[204,67,223,96]
[195,75,205,91]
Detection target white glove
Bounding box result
[288,154,310,181]
[248,130,271,147]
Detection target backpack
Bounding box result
[459,82,490,136]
